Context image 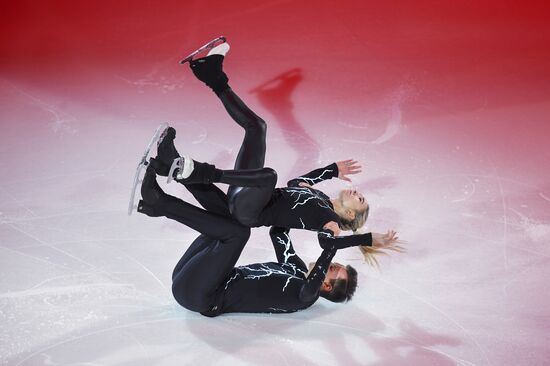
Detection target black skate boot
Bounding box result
[137,166,165,217]
[151,126,180,176]
[189,43,230,95]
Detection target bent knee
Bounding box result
[255,118,267,132]
[262,167,277,186]
[235,215,257,228]
[246,117,266,134]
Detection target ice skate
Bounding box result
[167,156,218,185]
[128,122,168,215]
[185,38,230,95]
[152,126,180,176]
[135,166,165,217]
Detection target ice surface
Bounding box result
[1,1,550,365]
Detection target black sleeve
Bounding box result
[317,229,373,250]
[269,226,308,274]
[287,163,339,187]
[298,246,337,303]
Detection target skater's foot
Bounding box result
[140,166,166,208]
[168,156,220,184]
[190,44,230,95]
[153,126,180,176]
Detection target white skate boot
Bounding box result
[167,155,195,183]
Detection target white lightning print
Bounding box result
[268,307,290,313]
[224,272,240,289]
[286,187,321,210]
[295,168,334,185]
[299,217,306,228]
[319,231,334,238]
[317,200,332,210]
[276,232,297,263]
[283,262,307,277]
[240,264,301,292]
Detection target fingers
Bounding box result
[346,168,362,175]
[340,160,362,170]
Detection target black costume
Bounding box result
[138,51,373,315]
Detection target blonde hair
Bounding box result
[357,230,406,268]
[337,205,405,268]
[338,206,386,268]
[358,244,387,269]
[338,205,370,232]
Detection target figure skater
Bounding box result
[149,41,403,259]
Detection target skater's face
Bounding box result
[308,262,348,288]
[339,189,369,216]
[325,262,348,283]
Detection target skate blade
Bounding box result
[128,123,169,216]
[128,161,146,215]
[179,36,227,64]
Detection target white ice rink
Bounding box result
[2,1,550,365]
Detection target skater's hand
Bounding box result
[371,230,406,252]
[323,221,341,236]
[336,160,362,182]
[298,182,312,188]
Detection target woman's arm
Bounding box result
[317,228,373,250]
[269,227,308,274]
[287,160,362,188]
[287,163,339,187]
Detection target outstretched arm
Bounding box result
[287,163,339,187]
[269,227,308,275]
[287,160,362,187]
[317,228,373,250]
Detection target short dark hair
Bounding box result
[320,265,358,303]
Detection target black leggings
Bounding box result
[218,89,277,226]
[164,183,250,313]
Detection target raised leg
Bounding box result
[138,167,250,313]
[188,49,276,226]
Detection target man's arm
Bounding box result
[298,227,370,303]
[269,227,308,275]
[298,246,337,303]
